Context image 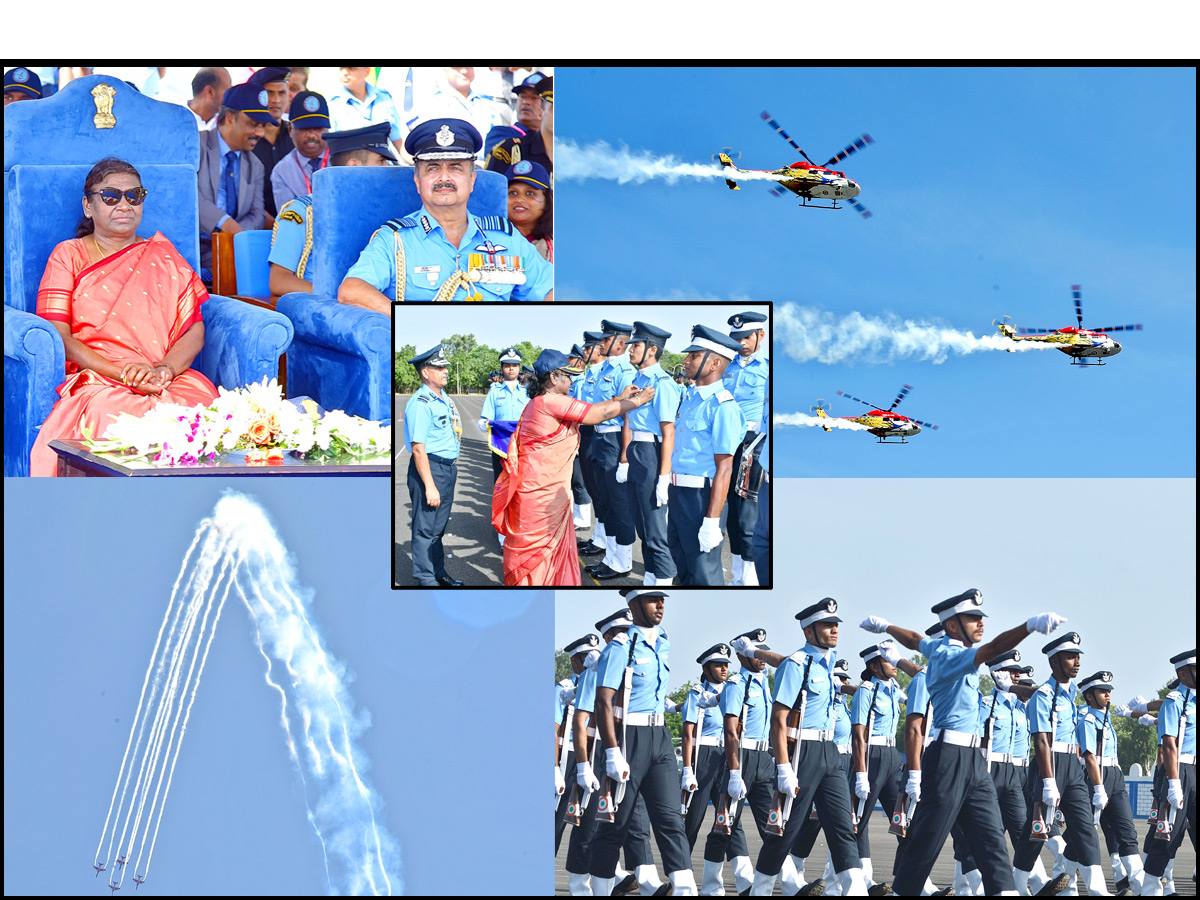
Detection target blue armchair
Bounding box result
[3,75,293,476]
[275,166,509,423]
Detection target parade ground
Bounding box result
[555,813,1197,895]
[394,394,740,588]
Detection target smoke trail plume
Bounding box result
[776,302,1056,365]
[774,413,873,431]
[557,139,789,185]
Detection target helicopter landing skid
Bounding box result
[876,436,909,444]
[1070,358,1106,367]
[798,197,842,210]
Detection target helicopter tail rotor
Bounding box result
[811,399,832,415]
[711,147,741,163]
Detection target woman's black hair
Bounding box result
[512,182,553,242]
[525,369,557,399]
[76,157,142,238]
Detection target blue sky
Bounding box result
[557,478,1196,698]
[557,67,1196,477]
[3,479,550,896]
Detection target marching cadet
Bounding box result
[667,326,748,587]
[749,598,867,896]
[1077,669,1148,895]
[1142,649,1197,897]
[570,608,668,897]
[859,589,1068,895]
[577,330,609,557]
[402,345,464,587]
[568,342,594,530]
[268,121,397,295]
[589,590,698,895]
[478,347,531,483]
[680,643,732,855]
[978,651,1035,855]
[721,312,769,586]
[586,322,639,580]
[559,634,603,851]
[620,323,682,587]
[337,117,554,311]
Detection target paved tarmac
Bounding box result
[394,393,745,587]
[555,812,1196,894]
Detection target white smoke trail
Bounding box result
[776,301,1058,365]
[556,138,790,185]
[774,413,873,431]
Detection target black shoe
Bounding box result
[868,884,893,896]
[930,889,954,897]
[1114,889,1131,897]
[798,879,826,896]
[578,540,605,556]
[589,563,631,580]
[436,575,464,587]
[612,874,637,896]
[1035,873,1071,895]
[653,885,672,896]
[1114,876,1130,893]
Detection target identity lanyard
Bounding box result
[297,146,331,194]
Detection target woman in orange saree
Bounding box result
[30,158,218,476]
[493,349,656,586]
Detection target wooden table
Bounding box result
[50,440,390,477]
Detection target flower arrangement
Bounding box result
[83,379,390,466]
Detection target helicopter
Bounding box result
[812,385,938,444]
[715,111,874,217]
[994,285,1142,366]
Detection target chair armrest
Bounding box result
[275,293,390,356]
[4,306,66,476]
[196,295,293,388]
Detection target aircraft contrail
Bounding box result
[773,413,873,431]
[556,139,789,185]
[776,301,1056,365]
[94,493,401,895]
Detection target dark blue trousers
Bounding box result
[791,749,851,859]
[705,748,776,863]
[627,440,675,579]
[725,432,763,557]
[752,476,770,585]
[666,482,727,586]
[589,430,635,545]
[1012,750,1101,871]
[407,454,456,585]
[1096,764,1139,858]
[852,744,904,859]
[683,744,726,851]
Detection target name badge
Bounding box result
[414,265,441,285]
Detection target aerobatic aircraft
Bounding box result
[133,874,146,890]
[995,285,1142,366]
[93,862,107,877]
[812,385,938,443]
[108,880,121,895]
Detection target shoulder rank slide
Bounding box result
[475,215,514,235]
[716,390,735,403]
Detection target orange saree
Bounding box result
[30,233,219,476]
[492,392,591,586]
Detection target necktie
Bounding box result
[223,151,239,217]
[308,156,321,174]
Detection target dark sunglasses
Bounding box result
[86,187,148,206]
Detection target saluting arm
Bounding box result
[596,686,620,751]
[1009,682,1037,702]
[896,657,922,678]
[971,622,1035,667]
[883,625,924,653]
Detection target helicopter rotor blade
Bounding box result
[836,390,882,411]
[768,187,786,198]
[1089,324,1144,333]
[1072,284,1084,326]
[847,197,873,219]
[760,110,816,165]
[889,385,914,412]
[824,133,875,167]
[911,418,940,431]
[993,315,1015,329]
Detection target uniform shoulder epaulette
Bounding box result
[1083,712,1098,725]
[383,215,423,233]
[689,684,702,696]
[716,390,735,403]
[1165,689,1182,703]
[277,198,309,224]
[475,215,514,235]
[788,650,808,665]
[1036,684,1053,696]
[416,393,432,404]
[611,632,630,646]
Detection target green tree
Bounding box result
[394,345,419,394]
[667,681,694,742]
[554,650,573,684]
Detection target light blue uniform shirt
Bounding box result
[403,384,460,458]
[268,195,314,281]
[720,670,771,743]
[772,644,838,731]
[556,671,580,724]
[579,363,603,404]
[344,208,553,302]
[760,396,770,474]
[834,696,852,749]
[595,627,671,716]
[980,690,1018,754]
[918,636,984,734]
[682,680,725,740]
[327,82,404,140]
[625,363,681,436]
[852,677,903,737]
[907,670,932,722]
[672,381,748,478]
[1013,697,1031,759]
[574,666,600,716]
[593,356,636,424]
[569,371,589,402]
[1078,705,1119,759]
[1027,678,1081,744]
[723,351,770,427]
[481,379,529,423]
[1157,687,1196,756]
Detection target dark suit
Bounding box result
[198,128,266,273]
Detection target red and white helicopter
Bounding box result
[994,285,1142,366]
[716,111,874,217]
[813,385,938,443]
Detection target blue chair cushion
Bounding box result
[233,229,273,295]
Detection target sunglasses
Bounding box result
[86,187,148,206]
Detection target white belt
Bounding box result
[671,473,709,488]
[1051,741,1078,753]
[837,745,851,754]
[929,728,981,748]
[1099,756,1119,766]
[746,421,760,433]
[698,735,724,747]
[623,712,665,726]
[787,726,835,742]
[987,751,1011,764]
[595,423,622,434]
[631,431,658,442]
[869,736,897,747]
[1011,756,1029,767]
[1181,753,1197,765]
[740,737,770,751]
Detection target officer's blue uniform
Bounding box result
[402,359,461,586]
[667,376,747,586]
[589,622,692,883]
[269,195,315,283]
[625,358,681,582]
[481,374,530,481]
[1143,669,1196,878]
[848,669,905,859]
[568,344,593,511]
[681,676,728,850]
[979,682,1030,850]
[722,348,770,562]
[790,671,856,865]
[575,342,606,551]
[587,340,637,555]
[751,396,770,586]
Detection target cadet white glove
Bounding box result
[605,747,631,783]
[698,517,722,553]
[905,770,922,804]
[682,766,698,793]
[656,475,671,507]
[1111,704,1132,718]
[1139,714,1157,727]
[731,636,756,658]
[615,462,629,484]
[861,616,892,634]
[878,639,901,665]
[1168,778,1184,808]
[1042,777,1061,807]
[583,649,601,671]
[477,418,488,433]
[698,689,723,708]
[992,670,1013,693]
[664,698,678,715]
[1026,612,1067,635]
[577,761,600,792]
[558,678,577,705]
[776,764,799,797]
[555,765,566,797]
[1092,784,1108,811]
[854,772,871,801]
[728,769,748,801]
[1127,695,1150,715]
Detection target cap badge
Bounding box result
[14,68,29,83]
[303,95,320,112]
[514,160,533,175]
[1101,671,1112,681]
[826,599,837,612]
[259,90,269,106]
[731,316,744,328]
[436,124,455,147]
